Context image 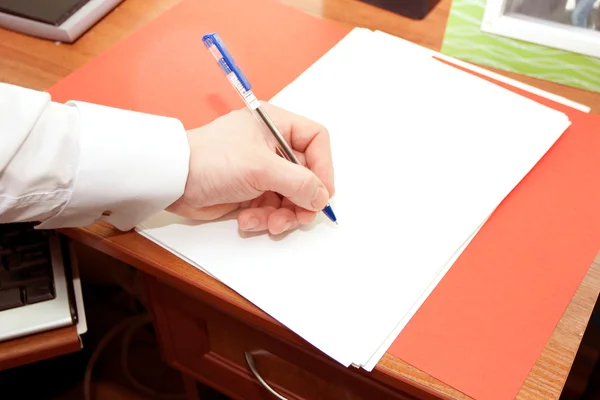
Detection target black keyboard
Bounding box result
[0,223,56,312]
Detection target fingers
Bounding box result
[250,152,330,212]
[259,102,335,196]
[166,202,240,221]
[268,208,298,235]
[292,150,306,166]
[238,195,317,235]
[295,206,317,225]
[263,198,315,234]
[237,192,280,231]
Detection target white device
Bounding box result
[0,232,87,343]
[0,0,123,43]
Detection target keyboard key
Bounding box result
[0,265,51,290]
[23,248,48,262]
[25,283,55,304]
[16,241,44,253]
[0,288,23,311]
[0,223,56,312]
[7,247,48,270]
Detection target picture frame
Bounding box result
[481,0,600,58]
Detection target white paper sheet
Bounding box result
[370,30,591,113]
[137,28,571,369]
[361,219,484,370]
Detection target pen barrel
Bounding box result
[256,107,337,223]
[256,106,302,165]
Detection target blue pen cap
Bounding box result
[202,33,252,91]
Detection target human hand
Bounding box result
[166,102,335,235]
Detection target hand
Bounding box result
[166,102,335,235]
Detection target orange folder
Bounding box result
[389,59,600,400]
[48,0,349,128]
[47,0,600,398]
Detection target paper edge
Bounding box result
[359,222,484,370]
[372,30,591,114]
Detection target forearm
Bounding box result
[0,83,190,230]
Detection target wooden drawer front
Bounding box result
[143,275,416,400]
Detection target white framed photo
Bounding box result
[481,0,600,58]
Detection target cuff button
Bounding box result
[102,210,112,217]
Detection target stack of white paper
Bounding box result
[136,28,571,370]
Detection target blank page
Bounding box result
[137,28,570,368]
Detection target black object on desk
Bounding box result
[0,0,90,26]
[358,0,441,20]
[0,223,56,311]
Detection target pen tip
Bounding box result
[322,204,337,225]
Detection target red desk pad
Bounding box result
[47,0,600,398]
[390,59,600,400]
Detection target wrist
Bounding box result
[167,130,195,213]
[40,101,190,230]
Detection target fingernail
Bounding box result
[279,222,293,234]
[311,186,328,209]
[244,218,259,230]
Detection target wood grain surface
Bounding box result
[0,0,599,398]
[0,325,81,371]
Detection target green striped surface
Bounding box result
[441,0,600,93]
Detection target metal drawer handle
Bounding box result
[244,350,290,400]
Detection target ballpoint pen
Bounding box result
[201,32,337,225]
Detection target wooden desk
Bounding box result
[0,326,81,371]
[1,0,599,398]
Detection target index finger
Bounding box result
[259,102,335,197]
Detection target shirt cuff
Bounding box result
[37,101,190,231]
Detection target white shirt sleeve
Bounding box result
[0,82,190,231]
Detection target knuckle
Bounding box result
[245,161,270,190]
[295,173,318,198]
[290,174,307,194]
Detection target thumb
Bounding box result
[254,154,330,211]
